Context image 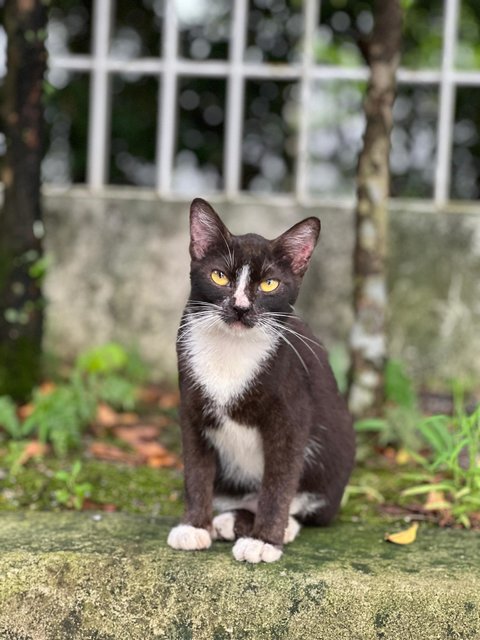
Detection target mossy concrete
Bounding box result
[0,513,479,639]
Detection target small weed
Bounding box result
[54,460,93,510]
[402,402,480,527]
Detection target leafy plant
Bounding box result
[0,342,147,456]
[0,396,21,439]
[54,460,93,510]
[402,403,480,528]
[22,385,96,456]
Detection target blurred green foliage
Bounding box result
[0,342,147,456]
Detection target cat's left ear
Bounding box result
[273,217,321,276]
[189,198,232,260]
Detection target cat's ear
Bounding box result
[274,217,321,276]
[189,198,232,260]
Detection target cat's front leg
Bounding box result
[232,429,305,563]
[167,416,216,552]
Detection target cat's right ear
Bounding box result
[189,198,232,260]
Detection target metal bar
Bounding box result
[224,0,249,197]
[87,0,114,189]
[435,0,460,206]
[156,0,179,195]
[295,0,320,204]
[49,53,480,86]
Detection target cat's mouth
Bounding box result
[223,315,256,331]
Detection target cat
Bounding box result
[167,198,355,563]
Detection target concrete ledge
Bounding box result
[0,513,479,639]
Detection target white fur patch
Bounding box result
[233,537,283,563]
[213,491,326,519]
[167,525,211,551]
[233,265,251,308]
[284,516,301,544]
[212,512,236,541]
[206,418,264,488]
[183,320,277,406]
[289,492,327,518]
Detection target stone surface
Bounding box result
[0,512,479,639]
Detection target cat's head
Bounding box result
[187,198,320,333]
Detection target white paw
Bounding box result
[212,512,236,541]
[232,537,283,563]
[167,524,212,551]
[284,516,301,544]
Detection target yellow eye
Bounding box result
[211,270,230,286]
[260,278,279,293]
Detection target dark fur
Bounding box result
[176,198,355,548]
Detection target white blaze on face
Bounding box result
[234,265,251,309]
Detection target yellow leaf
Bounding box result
[425,490,451,512]
[385,522,419,545]
[395,448,412,465]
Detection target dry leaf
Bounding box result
[147,453,180,469]
[96,403,120,428]
[114,425,159,444]
[395,448,412,465]
[424,490,451,512]
[18,403,35,420]
[38,381,56,395]
[18,440,49,465]
[158,391,180,410]
[88,441,142,465]
[134,441,170,459]
[385,522,419,545]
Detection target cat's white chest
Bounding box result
[205,417,264,487]
[184,321,277,405]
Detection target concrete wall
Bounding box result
[43,188,480,386]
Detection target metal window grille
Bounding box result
[10,0,480,207]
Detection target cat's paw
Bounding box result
[212,512,236,541]
[167,524,212,551]
[284,516,301,544]
[232,537,283,563]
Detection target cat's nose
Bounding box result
[232,303,250,318]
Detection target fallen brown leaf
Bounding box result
[18,403,35,420]
[38,381,56,395]
[114,425,159,444]
[133,441,170,459]
[158,391,180,410]
[424,490,451,512]
[88,441,142,465]
[82,499,118,512]
[147,453,181,469]
[18,440,49,465]
[96,403,120,428]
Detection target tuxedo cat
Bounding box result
[167,198,355,563]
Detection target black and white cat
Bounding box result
[167,198,355,563]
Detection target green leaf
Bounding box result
[76,343,129,375]
[385,359,417,409]
[354,419,387,433]
[0,396,21,438]
[401,482,454,497]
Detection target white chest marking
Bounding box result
[184,320,277,405]
[233,265,251,309]
[206,418,264,488]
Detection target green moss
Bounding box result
[0,458,183,516]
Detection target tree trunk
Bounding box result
[0,0,47,401]
[348,0,403,417]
